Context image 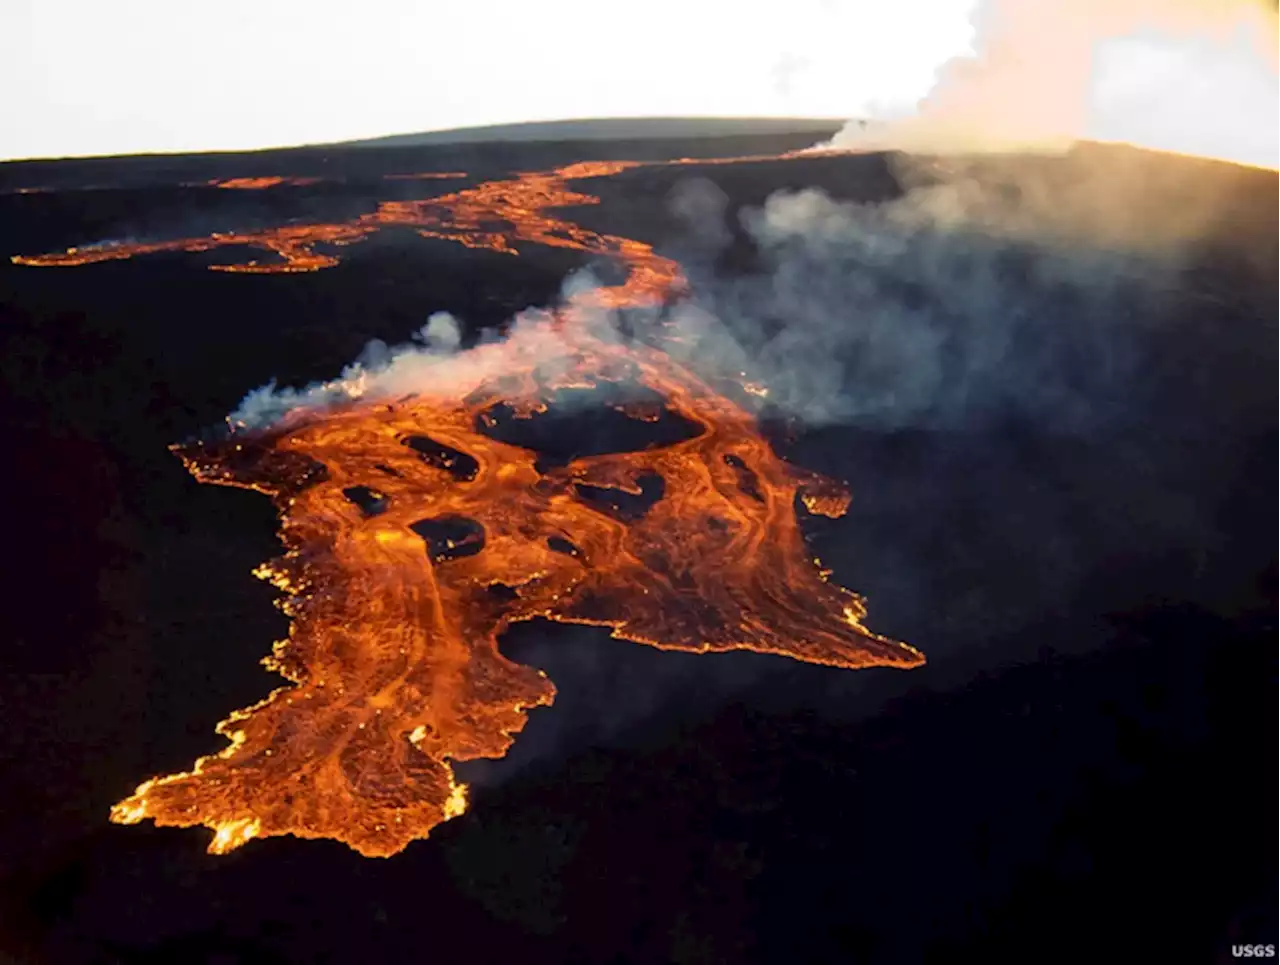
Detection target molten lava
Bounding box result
[18,154,923,855]
[383,171,469,181]
[207,176,326,189]
[10,155,797,275]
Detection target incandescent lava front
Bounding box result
[22,156,924,856]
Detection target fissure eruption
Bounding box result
[18,157,922,856]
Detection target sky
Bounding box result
[1,0,977,160]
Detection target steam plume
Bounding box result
[820,0,1279,169]
[229,142,1264,443]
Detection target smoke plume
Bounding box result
[655,144,1267,435]
[222,0,1277,434]
[230,309,539,428]
[820,0,1279,169]
[228,140,1264,447]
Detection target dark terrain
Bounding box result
[0,128,1275,964]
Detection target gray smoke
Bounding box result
[652,151,1221,437]
[225,142,1243,442]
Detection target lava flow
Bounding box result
[9,155,806,275]
[9,160,665,274]
[28,156,923,856]
[207,176,326,189]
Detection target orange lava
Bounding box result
[208,176,326,189]
[25,151,922,855]
[10,162,675,277]
[383,171,469,181]
[10,153,827,274]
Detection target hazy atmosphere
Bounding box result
[4,0,1276,165]
[3,0,966,159]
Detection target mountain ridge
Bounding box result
[329,116,847,148]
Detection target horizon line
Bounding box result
[0,115,851,166]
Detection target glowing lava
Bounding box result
[24,156,922,856]
[383,171,469,181]
[206,176,325,189]
[10,156,796,275]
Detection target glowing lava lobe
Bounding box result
[109,315,921,857]
[99,158,922,857]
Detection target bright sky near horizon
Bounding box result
[1,0,978,161]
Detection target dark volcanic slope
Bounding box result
[0,128,833,194]
[334,116,846,149]
[0,137,1274,965]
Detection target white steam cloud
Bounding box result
[230,310,465,428]
[819,0,1279,169]
[228,295,627,430]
